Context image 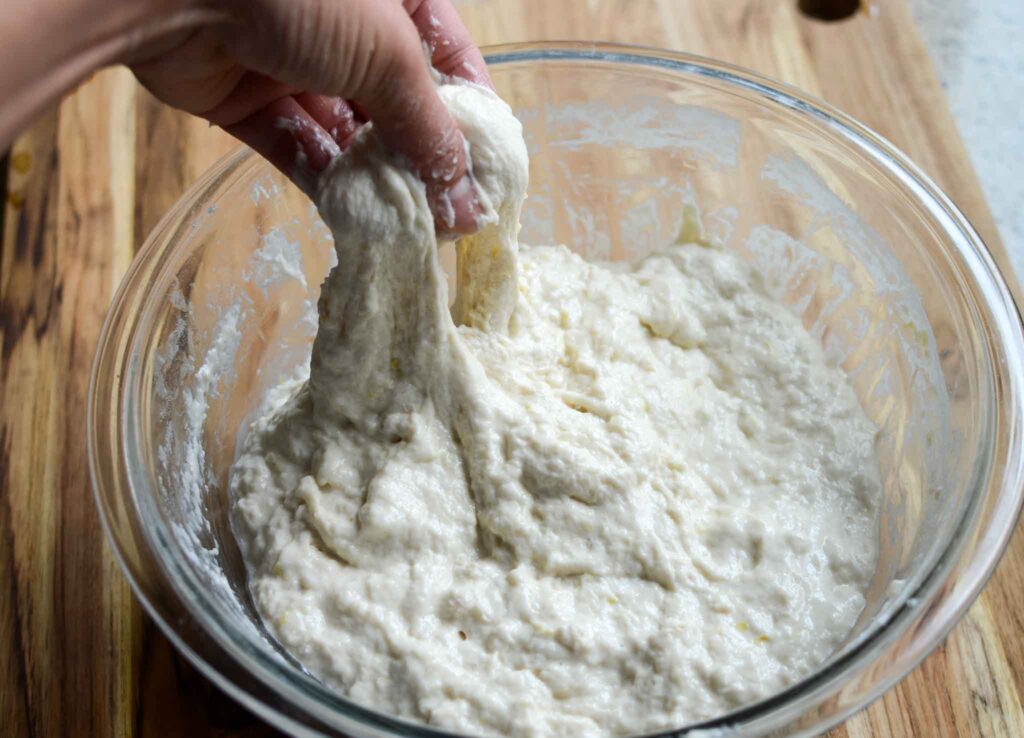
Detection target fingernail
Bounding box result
[434,174,481,236]
[450,174,484,233]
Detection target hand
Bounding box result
[128,0,491,232]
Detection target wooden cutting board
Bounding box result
[2,1,1022,735]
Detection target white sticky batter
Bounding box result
[231,83,882,737]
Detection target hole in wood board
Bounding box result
[798,0,861,21]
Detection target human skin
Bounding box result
[0,0,488,231]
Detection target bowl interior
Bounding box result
[127,51,993,734]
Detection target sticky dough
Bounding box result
[231,83,881,737]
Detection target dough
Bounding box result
[231,83,881,737]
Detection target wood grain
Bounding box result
[1,67,141,737]
[2,1,1021,736]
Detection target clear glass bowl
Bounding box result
[89,43,1024,737]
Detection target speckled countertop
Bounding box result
[909,0,1024,278]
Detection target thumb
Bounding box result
[222,0,480,232]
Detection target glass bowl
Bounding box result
[88,42,1024,737]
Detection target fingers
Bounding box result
[220,0,482,233]
[335,0,481,233]
[207,74,364,195]
[293,93,362,150]
[224,96,339,196]
[405,0,492,88]
[200,71,297,125]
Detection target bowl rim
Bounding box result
[89,40,1024,737]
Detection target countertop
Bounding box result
[909,0,1024,280]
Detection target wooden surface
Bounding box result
[2,1,1022,736]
